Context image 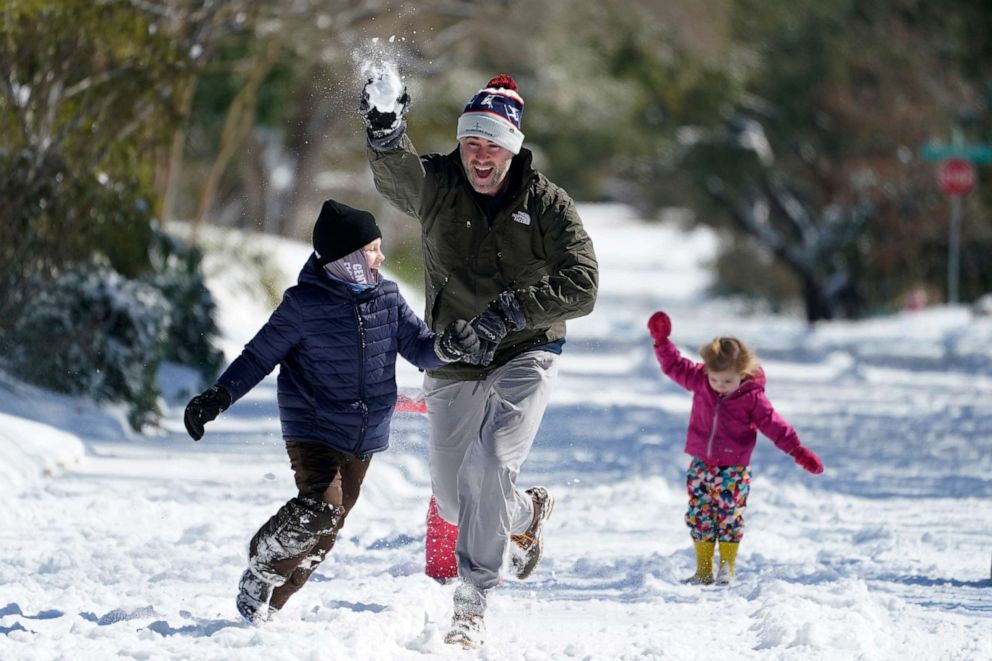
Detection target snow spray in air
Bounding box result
[355,37,407,112]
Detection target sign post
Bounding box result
[937,159,975,304]
[921,129,989,304]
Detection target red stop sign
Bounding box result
[938,158,976,196]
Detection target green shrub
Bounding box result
[0,148,156,333]
[6,260,170,430]
[143,229,225,383]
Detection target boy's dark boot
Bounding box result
[268,528,340,611]
[237,496,342,623]
[236,568,276,624]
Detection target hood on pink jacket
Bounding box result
[653,341,799,466]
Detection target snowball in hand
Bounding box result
[367,72,404,113]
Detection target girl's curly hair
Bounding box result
[699,337,758,376]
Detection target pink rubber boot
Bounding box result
[425,496,459,583]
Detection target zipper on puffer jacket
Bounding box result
[706,399,721,459]
[352,301,369,455]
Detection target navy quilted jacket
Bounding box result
[216,255,443,456]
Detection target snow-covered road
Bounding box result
[2,204,990,660]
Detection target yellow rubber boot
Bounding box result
[717,541,738,585]
[684,541,715,585]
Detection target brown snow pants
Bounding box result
[250,441,372,611]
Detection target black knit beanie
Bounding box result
[312,199,382,266]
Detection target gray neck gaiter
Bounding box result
[323,248,378,285]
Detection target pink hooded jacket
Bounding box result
[653,340,800,466]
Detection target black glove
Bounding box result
[471,291,526,344]
[463,339,499,367]
[467,291,527,366]
[183,385,232,441]
[360,76,410,150]
[435,319,480,362]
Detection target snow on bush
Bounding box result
[7,260,170,430]
[143,229,224,383]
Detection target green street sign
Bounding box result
[921,143,992,163]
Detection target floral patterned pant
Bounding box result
[685,457,750,543]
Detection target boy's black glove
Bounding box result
[435,319,480,362]
[466,291,527,366]
[183,385,232,441]
[360,77,410,150]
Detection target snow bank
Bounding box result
[0,412,85,494]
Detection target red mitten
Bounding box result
[647,311,672,345]
[790,445,824,474]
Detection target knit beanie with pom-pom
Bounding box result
[455,74,525,154]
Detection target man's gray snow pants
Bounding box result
[424,350,560,590]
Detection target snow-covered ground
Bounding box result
[1,204,990,660]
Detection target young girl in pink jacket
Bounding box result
[647,311,824,585]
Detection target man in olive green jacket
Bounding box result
[361,72,598,648]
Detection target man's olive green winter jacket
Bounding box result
[368,135,598,380]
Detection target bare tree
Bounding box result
[158,0,495,240]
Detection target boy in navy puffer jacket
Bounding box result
[183,199,479,623]
[648,311,823,586]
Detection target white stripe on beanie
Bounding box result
[456,74,525,154]
[456,113,525,154]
